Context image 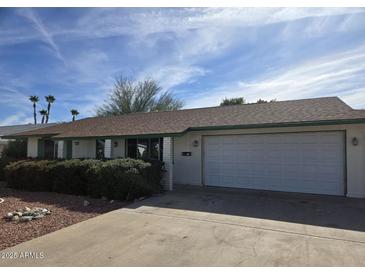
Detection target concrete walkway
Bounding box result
[2,186,365,266]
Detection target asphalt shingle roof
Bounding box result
[6,97,365,139]
[0,124,55,137]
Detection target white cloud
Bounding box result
[0,112,33,126]
[1,7,365,122]
[67,49,110,83]
[184,44,365,109]
[16,8,65,64]
[139,65,208,90]
[70,8,364,39]
[0,86,29,108]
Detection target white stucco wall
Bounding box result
[162,137,174,191]
[174,132,202,186]
[173,124,365,198]
[72,140,96,159]
[346,127,365,198]
[111,138,125,158]
[104,139,112,158]
[27,137,39,158]
[56,140,64,159]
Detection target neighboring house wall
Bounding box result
[173,123,365,198]
[111,138,125,158]
[27,137,39,158]
[72,140,96,159]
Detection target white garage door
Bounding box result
[203,131,345,195]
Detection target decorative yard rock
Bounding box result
[11,215,19,221]
[83,200,90,207]
[32,214,45,220]
[4,207,51,222]
[20,216,33,222]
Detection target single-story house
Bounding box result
[4,97,365,198]
[0,124,55,157]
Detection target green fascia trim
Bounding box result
[66,140,72,159]
[2,134,57,140]
[185,118,365,133]
[37,139,45,159]
[51,132,183,140]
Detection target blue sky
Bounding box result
[1,7,365,125]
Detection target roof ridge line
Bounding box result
[82,96,340,122]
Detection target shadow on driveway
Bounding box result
[128,185,365,232]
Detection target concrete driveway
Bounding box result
[2,185,365,266]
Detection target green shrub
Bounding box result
[5,160,58,191]
[4,158,163,201]
[0,157,16,181]
[2,139,27,158]
[98,159,154,201]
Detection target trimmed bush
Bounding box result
[4,158,163,201]
[0,157,14,181]
[2,139,27,159]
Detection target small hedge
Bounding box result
[0,157,22,181]
[4,158,164,201]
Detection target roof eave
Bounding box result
[7,118,365,140]
[187,118,365,132]
[1,133,59,140]
[51,132,185,140]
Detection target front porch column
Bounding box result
[57,140,65,159]
[162,137,174,191]
[27,137,39,158]
[104,139,112,159]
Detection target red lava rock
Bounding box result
[0,188,127,250]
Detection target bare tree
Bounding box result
[220,97,246,106]
[96,76,183,116]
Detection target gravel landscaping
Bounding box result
[0,187,127,250]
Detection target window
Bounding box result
[137,138,149,160]
[44,140,56,159]
[126,138,163,161]
[127,138,137,158]
[96,139,105,159]
[150,138,160,160]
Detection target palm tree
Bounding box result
[45,95,56,123]
[70,109,79,122]
[39,109,47,124]
[29,96,39,124]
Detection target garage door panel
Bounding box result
[204,131,345,196]
[205,175,219,186]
